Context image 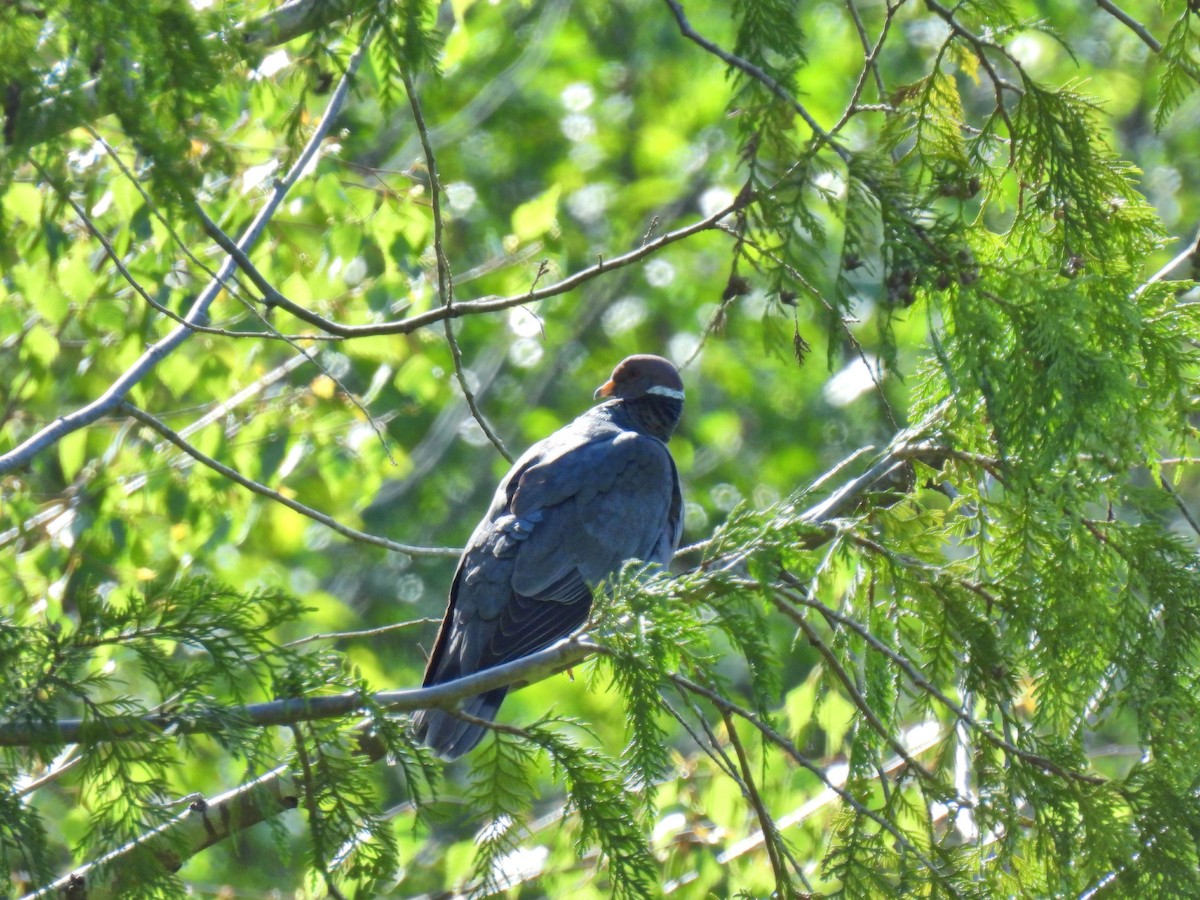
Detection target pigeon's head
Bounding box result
[594,354,684,440]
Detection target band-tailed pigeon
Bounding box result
[412,354,685,759]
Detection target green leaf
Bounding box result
[511,185,561,242]
[22,324,59,368]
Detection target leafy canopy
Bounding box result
[2,0,1200,896]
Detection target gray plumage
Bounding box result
[412,355,685,759]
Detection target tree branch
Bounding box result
[665,667,955,888]
[0,635,597,748]
[792,610,938,786]
[83,128,342,341]
[1095,0,1162,53]
[771,578,1106,786]
[10,417,987,897]
[120,403,457,559]
[402,70,514,463]
[3,415,971,749]
[200,192,746,339]
[832,0,897,134]
[24,766,303,900]
[0,356,309,550]
[660,0,848,161]
[717,708,794,897]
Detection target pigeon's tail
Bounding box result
[411,686,508,760]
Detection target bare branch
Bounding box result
[1095,0,1162,53]
[0,357,310,550]
[200,193,744,339]
[833,0,896,134]
[190,204,400,464]
[120,403,457,559]
[84,128,342,341]
[1141,226,1200,292]
[402,70,514,463]
[717,708,794,897]
[660,0,848,161]
[25,766,303,900]
[281,618,442,650]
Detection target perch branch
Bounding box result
[0,635,598,748]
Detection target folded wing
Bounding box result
[412,416,681,759]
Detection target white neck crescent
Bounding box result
[646,385,685,401]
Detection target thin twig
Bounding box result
[924,0,1022,149]
[192,205,399,465]
[402,70,513,463]
[833,0,896,135]
[83,127,336,341]
[196,192,746,339]
[120,402,457,559]
[15,748,84,798]
[666,668,954,888]
[1095,0,1162,53]
[845,531,1005,610]
[718,707,794,898]
[1161,476,1200,539]
[717,223,899,429]
[282,618,443,650]
[27,158,296,342]
[1140,226,1200,294]
[661,691,741,782]
[771,580,1105,786]
[792,610,937,785]
[924,0,1026,96]
[661,0,849,161]
[291,724,349,900]
[0,355,310,550]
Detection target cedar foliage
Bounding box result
[2,0,1200,896]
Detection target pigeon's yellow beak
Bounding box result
[594,379,616,400]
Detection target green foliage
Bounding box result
[596,567,704,810]
[0,577,309,891]
[465,728,540,894]
[368,0,443,99]
[4,0,1200,896]
[465,722,658,898]
[1155,9,1200,131]
[531,724,659,900]
[0,782,51,891]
